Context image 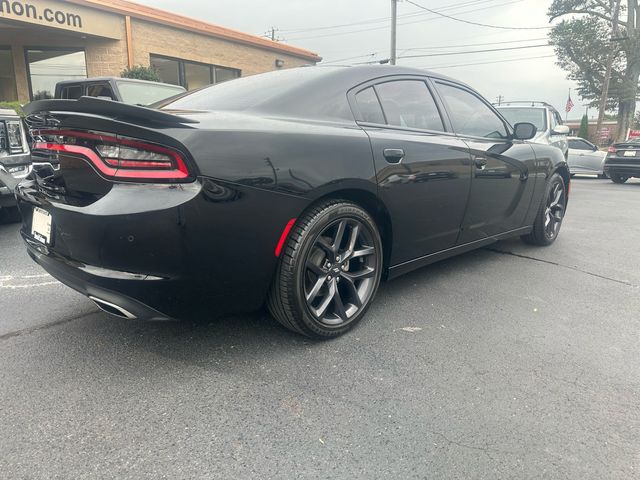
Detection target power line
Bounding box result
[405,0,551,30]
[321,37,548,64]
[398,43,551,59]
[285,0,523,41]
[421,54,556,69]
[279,0,501,33]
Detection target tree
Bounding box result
[578,113,590,139]
[634,111,640,128]
[549,1,640,142]
[120,65,161,82]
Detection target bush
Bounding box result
[0,101,26,117]
[578,114,589,140]
[121,65,161,82]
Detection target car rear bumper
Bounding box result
[604,162,640,177]
[24,234,173,320]
[16,176,306,320]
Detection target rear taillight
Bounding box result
[607,145,617,154]
[31,129,192,182]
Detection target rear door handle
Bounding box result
[383,148,405,163]
[473,155,487,169]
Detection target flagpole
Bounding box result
[566,88,570,122]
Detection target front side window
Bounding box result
[26,48,87,100]
[86,83,115,99]
[569,139,593,150]
[375,80,444,131]
[438,83,508,139]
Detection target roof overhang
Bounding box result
[65,0,322,62]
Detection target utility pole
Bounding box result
[270,27,276,41]
[496,95,504,105]
[390,0,397,65]
[595,0,621,145]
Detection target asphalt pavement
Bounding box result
[1,178,639,479]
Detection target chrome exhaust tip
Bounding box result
[89,296,137,320]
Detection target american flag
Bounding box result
[565,94,574,113]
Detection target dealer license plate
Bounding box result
[623,150,637,157]
[31,207,52,245]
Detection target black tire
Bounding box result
[610,172,628,184]
[521,173,566,246]
[268,200,383,339]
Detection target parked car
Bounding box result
[495,101,569,158]
[55,77,186,106]
[604,138,640,183]
[19,66,570,338]
[567,136,607,178]
[0,107,31,222]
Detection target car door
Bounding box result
[350,77,472,265]
[432,80,538,244]
[568,138,604,173]
[549,109,568,155]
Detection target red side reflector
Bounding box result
[275,218,296,257]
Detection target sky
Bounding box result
[135,0,591,121]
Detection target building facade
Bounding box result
[0,0,321,102]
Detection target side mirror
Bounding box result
[513,122,537,140]
[552,124,570,135]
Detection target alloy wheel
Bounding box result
[303,218,378,326]
[544,181,565,240]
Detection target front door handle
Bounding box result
[473,155,487,169]
[383,148,405,163]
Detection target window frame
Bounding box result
[24,46,87,100]
[432,79,513,141]
[347,74,453,136]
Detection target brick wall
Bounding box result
[130,18,310,76]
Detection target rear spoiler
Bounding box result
[23,96,199,127]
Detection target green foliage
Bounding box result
[578,114,590,140]
[0,101,25,117]
[121,65,161,82]
[634,112,640,129]
[548,16,622,109]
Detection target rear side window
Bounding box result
[355,87,385,124]
[375,80,444,131]
[60,85,83,99]
[436,82,508,139]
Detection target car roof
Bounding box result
[56,77,186,89]
[0,108,19,117]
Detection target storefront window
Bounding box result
[214,66,240,84]
[150,54,240,90]
[184,61,211,90]
[0,48,18,102]
[26,49,87,100]
[150,56,180,86]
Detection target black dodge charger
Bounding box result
[17,66,569,338]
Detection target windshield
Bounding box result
[496,107,547,131]
[116,81,185,106]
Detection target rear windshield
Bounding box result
[116,81,185,106]
[159,68,333,112]
[496,107,547,131]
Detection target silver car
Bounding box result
[567,136,607,178]
[496,101,569,157]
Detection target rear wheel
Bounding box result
[610,172,629,184]
[268,200,383,338]
[521,173,566,246]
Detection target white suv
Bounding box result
[496,102,569,158]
